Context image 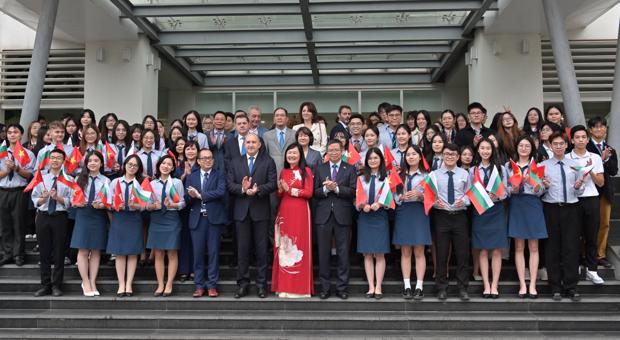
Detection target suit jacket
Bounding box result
[313,161,357,226]
[305,148,322,173]
[586,140,618,201]
[455,125,495,148]
[205,129,228,172]
[184,168,228,228]
[223,133,267,169]
[227,152,277,221]
[330,121,351,140]
[263,127,296,175]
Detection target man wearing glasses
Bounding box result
[455,102,495,148]
[379,105,404,150]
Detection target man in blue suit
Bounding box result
[185,148,228,298]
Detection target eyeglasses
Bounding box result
[551,142,566,147]
[442,152,458,158]
[198,157,213,161]
[126,163,139,169]
[49,156,64,161]
[469,111,484,116]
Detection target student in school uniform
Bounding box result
[31,148,73,297]
[431,143,471,301]
[107,154,146,297]
[35,121,74,174]
[147,155,185,297]
[356,147,391,300]
[507,135,547,299]
[137,129,162,179]
[393,145,431,300]
[567,125,605,285]
[541,131,585,301]
[390,124,412,172]
[470,137,509,298]
[427,134,446,171]
[184,110,209,149]
[110,120,132,179]
[70,151,110,297]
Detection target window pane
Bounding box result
[361,91,399,114]
[196,93,232,113]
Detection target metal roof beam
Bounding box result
[203,74,431,87]
[299,0,319,84]
[190,60,440,71]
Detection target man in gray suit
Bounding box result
[263,107,296,223]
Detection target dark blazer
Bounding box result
[313,161,357,226]
[184,168,228,228]
[223,133,267,168]
[205,130,228,172]
[330,121,351,140]
[586,139,618,201]
[455,125,495,148]
[227,152,277,222]
[305,148,322,173]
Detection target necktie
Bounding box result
[558,161,567,203]
[391,132,396,149]
[407,174,416,192]
[146,152,153,177]
[124,181,131,210]
[240,137,246,156]
[331,164,338,181]
[87,176,96,206]
[279,131,285,151]
[597,143,603,153]
[482,167,490,187]
[161,181,167,211]
[202,172,209,193]
[399,151,406,170]
[432,157,439,171]
[216,132,222,147]
[519,165,527,194]
[248,156,255,174]
[447,170,455,205]
[48,177,58,213]
[189,134,195,142]
[117,145,124,165]
[368,175,376,205]
[8,151,14,181]
[353,139,361,152]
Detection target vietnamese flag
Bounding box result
[355,177,368,208]
[13,140,31,168]
[113,180,123,212]
[71,185,86,206]
[383,145,396,170]
[421,153,430,172]
[105,142,117,169]
[422,173,438,215]
[342,143,361,166]
[509,159,523,187]
[167,149,178,167]
[388,169,402,192]
[24,169,44,192]
[65,147,83,174]
[169,183,181,203]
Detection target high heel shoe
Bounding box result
[162,290,173,297]
[81,283,95,297]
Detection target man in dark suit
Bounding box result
[313,139,357,299]
[206,111,228,173]
[223,114,266,168]
[586,116,618,268]
[227,133,277,298]
[185,148,228,298]
[455,102,494,148]
[329,105,352,140]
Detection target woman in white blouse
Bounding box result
[292,101,328,155]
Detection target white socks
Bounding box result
[403,279,411,289]
[416,280,423,291]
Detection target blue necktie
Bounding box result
[432,157,439,171]
[407,174,415,192]
[248,156,255,174]
[279,131,285,150]
[124,181,131,210]
[399,151,406,170]
[558,161,567,203]
[8,151,14,181]
[216,132,222,147]
[368,175,376,205]
[391,132,396,149]
[202,172,209,193]
[189,134,195,142]
[146,152,153,177]
[117,145,124,165]
[87,176,96,206]
[161,181,167,211]
[240,137,246,156]
[331,164,338,181]
[447,170,455,205]
[48,177,58,213]
[482,167,490,187]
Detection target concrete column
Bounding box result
[18,0,59,130]
[607,19,620,149]
[542,0,585,127]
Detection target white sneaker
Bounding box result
[25,234,33,240]
[32,234,37,240]
[586,270,605,285]
[538,268,548,281]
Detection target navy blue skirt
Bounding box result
[393,202,431,246]
[147,209,181,250]
[357,209,390,254]
[106,210,144,255]
[471,203,508,249]
[508,194,548,240]
[71,207,108,250]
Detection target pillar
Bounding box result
[607,19,620,149]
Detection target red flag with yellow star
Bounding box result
[65,148,83,174]
[13,140,31,168]
[105,142,117,168]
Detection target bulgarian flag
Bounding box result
[24,169,44,192]
[57,171,85,206]
[105,142,117,168]
[98,182,111,209]
[64,147,83,174]
[485,166,506,197]
[422,173,438,215]
[383,145,396,170]
[37,149,51,171]
[355,177,368,208]
[169,183,181,203]
[113,180,123,212]
[376,180,395,209]
[342,143,361,165]
[528,159,544,188]
[126,142,138,157]
[13,140,31,167]
[132,178,153,207]
[466,181,495,215]
[508,159,523,187]
[0,141,7,159]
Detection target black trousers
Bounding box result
[434,210,470,291]
[36,211,69,288]
[543,202,581,293]
[0,187,27,258]
[235,215,268,289]
[578,196,600,271]
[315,212,350,293]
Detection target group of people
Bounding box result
[0,101,615,303]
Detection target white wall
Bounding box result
[0,11,82,51]
[468,31,544,122]
[83,36,159,124]
[158,58,195,121]
[441,60,469,113]
[567,3,620,40]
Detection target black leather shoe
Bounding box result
[459,289,470,301]
[34,287,52,297]
[335,291,348,300]
[567,290,581,302]
[51,286,63,297]
[319,291,330,300]
[402,288,413,300]
[234,287,247,299]
[413,288,424,300]
[552,292,562,301]
[0,256,13,266]
[257,287,267,298]
[598,258,613,268]
[14,256,24,267]
[437,290,447,300]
